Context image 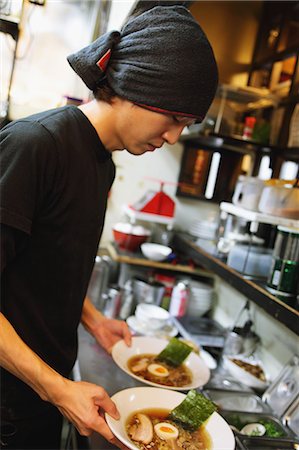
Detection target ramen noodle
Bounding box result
[128,354,192,387]
[127,408,211,450]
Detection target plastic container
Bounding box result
[232,176,265,211]
[258,180,299,219]
[227,245,273,279]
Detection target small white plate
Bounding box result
[112,336,210,390]
[126,315,178,338]
[223,356,269,390]
[105,387,235,450]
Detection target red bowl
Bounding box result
[113,229,149,252]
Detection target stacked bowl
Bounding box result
[187,280,215,317]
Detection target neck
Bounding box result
[78,99,123,152]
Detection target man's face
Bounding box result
[114,100,196,155]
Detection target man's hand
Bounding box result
[93,316,132,354]
[81,297,132,354]
[56,379,119,440]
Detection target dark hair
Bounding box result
[93,80,117,103]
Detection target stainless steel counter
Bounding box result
[77,325,144,450]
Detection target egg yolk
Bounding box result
[147,363,169,377]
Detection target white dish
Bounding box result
[223,356,269,390]
[112,336,210,390]
[141,243,172,261]
[135,303,170,330]
[105,387,235,450]
[126,315,178,338]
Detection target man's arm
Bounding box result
[81,297,132,353]
[0,312,119,439]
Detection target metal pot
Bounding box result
[133,277,165,305]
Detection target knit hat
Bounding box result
[67,5,218,121]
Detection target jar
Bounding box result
[267,226,299,297]
[232,175,265,211]
[258,179,299,219]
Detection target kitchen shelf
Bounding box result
[106,242,213,278]
[173,233,299,336]
[220,202,299,229]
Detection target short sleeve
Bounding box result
[0,120,58,234]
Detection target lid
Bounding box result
[262,355,299,418]
[277,226,299,235]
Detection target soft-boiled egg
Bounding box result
[154,422,179,440]
[147,363,169,377]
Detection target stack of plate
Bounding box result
[187,280,215,317]
[188,220,218,240]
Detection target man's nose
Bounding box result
[162,124,185,145]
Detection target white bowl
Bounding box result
[223,356,269,390]
[105,387,235,450]
[141,243,172,261]
[135,303,170,330]
[111,336,210,390]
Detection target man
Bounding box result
[0,5,218,449]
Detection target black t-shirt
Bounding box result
[0,106,115,402]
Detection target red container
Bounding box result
[112,223,150,252]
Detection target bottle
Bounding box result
[267,226,299,299]
[242,116,256,140]
[169,280,189,317]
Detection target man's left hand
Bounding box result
[93,316,132,354]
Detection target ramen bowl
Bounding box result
[112,336,210,390]
[105,387,235,450]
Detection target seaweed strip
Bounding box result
[156,337,193,367]
[169,390,217,431]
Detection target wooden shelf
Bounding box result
[106,242,213,278]
[173,233,299,336]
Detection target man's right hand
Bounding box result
[54,379,119,441]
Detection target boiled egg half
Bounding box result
[147,363,169,377]
[154,422,179,440]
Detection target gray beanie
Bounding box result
[67,5,218,121]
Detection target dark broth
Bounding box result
[128,354,192,387]
[126,408,212,450]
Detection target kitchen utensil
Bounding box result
[133,277,165,305]
[227,244,273,279]
[232,176,265,211]
[113,223,151,252]
[223,356,269,390]
[258,179,299,219]
[140,243,172,261]
[135,303,170,330]
[86,255,112,311]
